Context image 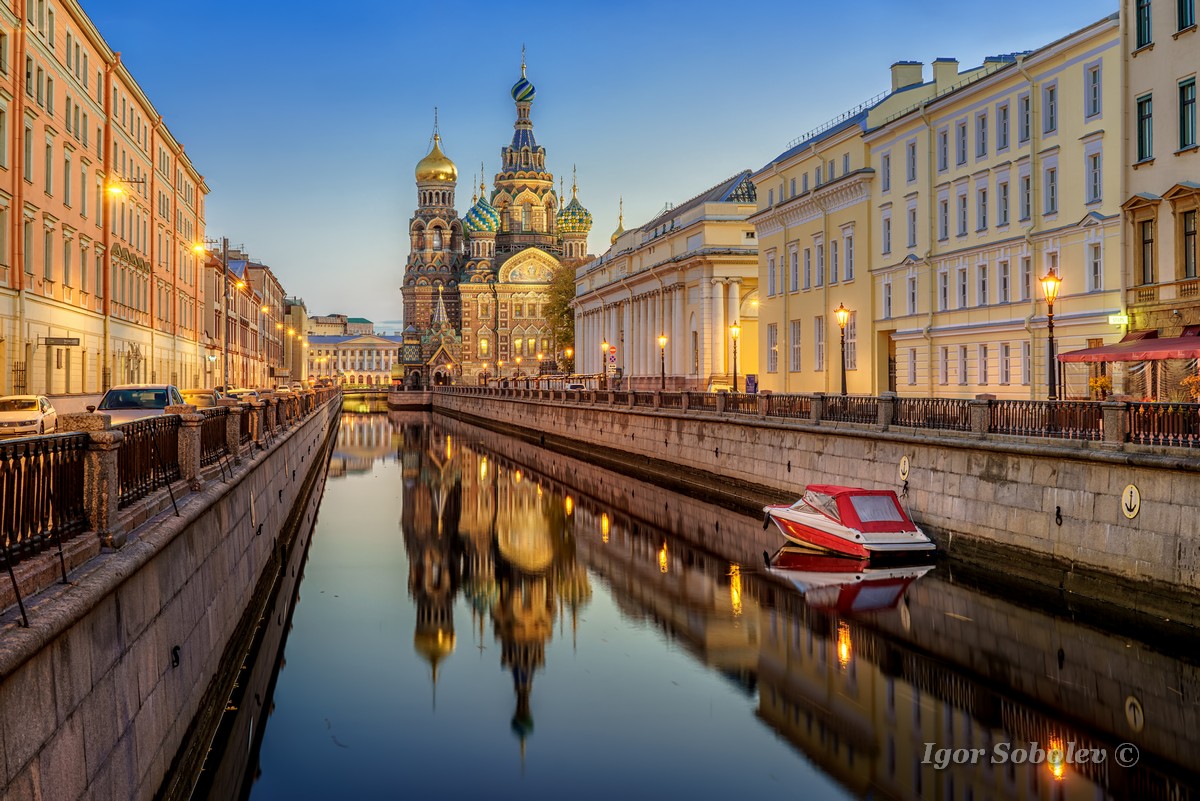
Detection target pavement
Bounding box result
[47,394,104,414]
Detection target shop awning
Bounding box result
[1058,333,1200,363]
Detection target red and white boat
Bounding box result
[763,484,934,558]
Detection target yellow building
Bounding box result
[0,1,208,394]
[574,172,759,391]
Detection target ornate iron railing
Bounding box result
[239,404,253,444]
[612,391,630,405]
[633,392,655,407]
[660,392,683,409]
[0,433,88,567]
[989,400,1103,440]
[764,394,812,419]
[823,395,879,424]
[727,393,759,414]
[200,407,229,466]
[1128,401,1200,448]
[116,416,182,508]
[687,392,717,411]
[894,397,972,431]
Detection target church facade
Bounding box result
[400,59,593,386]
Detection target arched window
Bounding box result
[523,205,531,230]
[432,229,443,250]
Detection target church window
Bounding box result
[523,205,531,230]
[514,302,523,318]
[480,338,489,355]
[432,229,442,250]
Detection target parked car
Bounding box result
[565,382,586,391]
[225,388,260,403]
[181,388,223,408]
[0,395,58,436]
[91,384,185,424]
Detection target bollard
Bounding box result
[878,391,896,430]
[810,392,825,424]
[715,391,728,415]
[172,406,204,491]
[1101,401,1129,445]
[58,412,126,548]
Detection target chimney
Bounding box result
[890,61,924,92]
[933,58,959,92]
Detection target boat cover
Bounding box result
[801,485,917,533]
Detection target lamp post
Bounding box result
[729,322,740,392]
[564,347,574,375]
[515,356,522,378]
[658,333,667,390]
[195,238,234,390]
[835,303,850,396]
[1041,271,1063,400]
[601,339,609,386]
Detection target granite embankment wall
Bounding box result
[0,398,339,801]
[433,392,1200,622]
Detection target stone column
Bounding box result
[264,399,277,434]
[878,391,896,430]
[58,412,125,548]
[622,301,632,377]
[711,278,726,376]
[175,409,204,491]
[970,394,994,436]
[673,285,686,383]
[218,399,244,464]
[810,392,825,423]
[1101,401,1129,445]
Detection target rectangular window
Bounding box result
[883,281,893,319]
[881,152,891,191]
[957,346,968,386]
[816,243,825,287]
[1045,167,1057,214]
[956,120,967,165]
[1141,219,1155,284]
[1001,343,1012,384]
[999,260,1011,302]
[1137,94,1154,161]
[939,346,949,385]
[957,268,968,308]
[1019,175,1032,220]
[803,248,811,289]
[938,271,949,311]
[978,264,989,306]
[814,316,825,371]
[95,252,103,298]
[907,207,917,247]
[977,187,988,230]
[1181,79,1197,150]
[1136,0,1152,47]
[766,323,778,373]
[907,275,917,314]
[788,247,799,292]
[63,155,70,205]
[979,345,989,385]
[957,193,968,236]
[1182,0,1197,29]
[1018,93,1031,142]
[790,320,802,372]
[938,198,949,240]
[767,253,776,296]
[44,143,52,194]
[43,229,52,280]
[997,103,1010,150]
[1043,84,1057,133]
[882,214,891,254]
[937,129,949,171]
[1089,242,1104,290]
[1086,65,1102,118]
[843,153,850,174]
[998,180,1009,225]
[976,112,988,157]
[63,239,71,287]
[1087,153,1102,203]
[844,234,854,280]
[907,349,917,386]
[1021,341,1031,385]
[906,141,917,182]
[1020,256,1032,300]
[830,240,839,284]
[1184,210,1197,278]
[801,173,808,193]
[845,312,857,370]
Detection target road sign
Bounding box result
[42,337,80,346]
[608,346,617,355]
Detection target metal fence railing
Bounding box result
[989,400,1103,441]
[239,403,253,444]
[823,395,879,424]
[1128,401,1200,448]
[687,392,717,411]
[764,394,812,419]
[727,393,759,414]
[894,397,972,432]
[200,407,230,466]
[0,433,89,567]
[116,416,182,509]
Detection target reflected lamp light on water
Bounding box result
[1047,736,1067,782]
[479,457,488,480]
[601,513,610,543]
[837,621,853,669]
[445,435,452,460]
[658,541,669,574]
[729,564,743,617]
[564,495,574,515]
[514,469,523,484]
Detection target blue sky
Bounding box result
[83,0,1114,328]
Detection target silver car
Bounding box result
[91,384,185,425]
[0,395,58,436]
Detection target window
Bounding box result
[957,346,968,385]
[843,153,850,174]
[803,248,811,289]
[1018,93,1031,142]
[789,177,795,197]
[881,212,891,254]
[845,312,857,370]
[1140,219,1155,283]
[907,206,917,247]
[1019,174,1032,220]
[844,233,854,280]
[43,228,52,280]
[767,188,774,206]
[788,247,799,292]
[1181,79,1197,150]
[63,153,70,205]
[1001,343,1012,384]
[44,142,52,194]
[1086,64,1102,118]
[1185,210,1197,278]
[1136,0,1152,47]
[998,180,1010,225]
[907,275,918,314]
[978,345,989,385]
[766,323,778,373]
[976,112,988,157]
[997,103,1010,150]
[937,128,949,171]
[906,140,917,182]
[790,320,802,371]
[957,268,968,308]
[881,152,891,191]
[22,219,31,273]
[1043,84,1057,134]
[957,192,968,236]
[1021,341,1031,385]
[938,271,949,311]
[907,349,917,385]
[1089,242,1104,290]
[1182,0,1197,30]
[801,173,808,193]
[938,198,949,240]
[0,108,6,167]
[63,239,71,287]
[978,264,989,306]
[956,120,967,165]
[939,346,949,385]
[1045,166,1058,214]
[999,260,1011,302]
[977,187,988,230]
[814,317,825,371]
[767,253,777,296]
[1087,152,1102,203]
[1137,94,1154,160]
[883,281,893,319]
[816,242,825,287]
[1020,256,1032,300]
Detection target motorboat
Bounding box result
[765,545,934,612]
[763,484,935,558]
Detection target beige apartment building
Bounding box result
[0,0,208,395]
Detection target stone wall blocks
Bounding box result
[80,669,119,784]
[38,707,87,801]
[0,649,57,784]
[49,633,94,726]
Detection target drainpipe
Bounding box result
[1017,56,1042,400]
[920,103,937,397]
[813,142,831,393]
[13,15,27,394]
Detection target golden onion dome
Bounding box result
[415,134,458,183]
[413,627,457,664]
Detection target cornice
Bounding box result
[754,172,873,237]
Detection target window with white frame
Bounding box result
[937,128,949,171]
[789,246,799,292]
[998,179,1010,225]
[815,241,825,287]
[767,253,777,296]
[1043,83,1058,134]
[939,346,949,385]
[938,270,949,310]
[978,344,989,385]
[957,191,968,236]
[956,120,967,165]
[843,153,850,174]
[997,103,1010,150]
[1086,150,1102,203]
[883,281,893,319]
[907,275,918,314]
[766,323,778,372]
[957,267,968,308]
[1020,255,1032,300]
[1046,249,1060,279]
[881,211,892,254]
[999,260,1010,302]
[1182,78,1197,150]
[1044,165,1058,214]
[907,205,918,248]
[978,264,989,306]
[1181,0,1196,30]
[845,312,857,370]
[790,320,802,371]
[1089,242,1103,291]
[976,111,988,158]
[802,173,809,192]
[977,185,988,230]
[844,232,854,280]
[907,349,917,385]
[830,239,839,284]
[938,197,949,240]
[906,140,918,182]
[814,316,825,371]
[1085,63,1102,118]
[881,152,891,191]
[1021,341,1031,385]
[1018,92,1031,142]
[957,346,968,385]
[1000,343,1012,384]
[803,248,812,289]
[1019,173,1032,220]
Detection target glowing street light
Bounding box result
[835,303,851,396]
[729,322,740,393]
[1041,271,1063,400]
[658,333,668,390]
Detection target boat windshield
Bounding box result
[801,490,841,523]
[849,494,905,523]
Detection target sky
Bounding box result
[82,0,1114,330]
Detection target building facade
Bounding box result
[401,57,591,385]
[308,333,401,386]
[574,173,759,390]
[0,0,208,395]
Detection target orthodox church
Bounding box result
[400,56,596,386]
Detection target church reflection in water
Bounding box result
[327,412,1198,801]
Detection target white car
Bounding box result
[0,395,58,437]
[91,384,185,425]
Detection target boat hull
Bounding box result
[764,506,935,558]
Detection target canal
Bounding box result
[186,409,1200,800]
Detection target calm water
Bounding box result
[201,411,1200,801]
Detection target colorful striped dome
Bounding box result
[557,196,592,235]
[511,74,536,103]
[464,196,501,234]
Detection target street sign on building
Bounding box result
[41,337,80,346]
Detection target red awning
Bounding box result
[1059,335,1200,362]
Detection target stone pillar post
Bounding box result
[58,413,126,548]
[970,394,994,436]
[810,392,825,423]
[1101,401,1129,445]
[681,391,690,413]
[716,391,728,415]
[218,399,244,464]
[264,398,277,434]
[174,408,204,491]
[757,393,769,418]
[878,391,896,430]
[711,278,726,375]
[653,390,662,409]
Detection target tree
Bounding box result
[544,261,577,367]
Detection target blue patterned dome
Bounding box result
[511,74,536,103]
[464,196,501,234]
[557,196,592,235]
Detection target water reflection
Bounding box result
[238,412,1200,801]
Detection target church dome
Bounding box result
[415,134,458,183]
[464,196,501,234]
[557,196,592,235]
[511,74,536,103]
[610,198,625,245]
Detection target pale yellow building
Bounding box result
[574,172,759,391]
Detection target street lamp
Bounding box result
[729,322,740,393]
[658,333,667,390]
[1041,271,1063,400]
[194,237,234,390]
[515,355,523,377]
[835,303,850,396]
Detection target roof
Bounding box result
[345,317,373,324]
[227,260,248,279]
[1059,331,1200,362]
[639,170,757,232]
[308,334,404,345]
